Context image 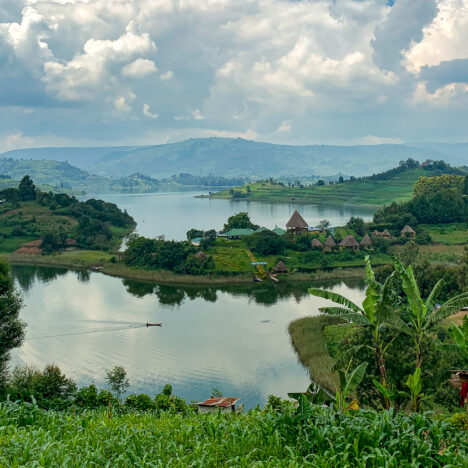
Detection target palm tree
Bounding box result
[309,257,403,409]
[394,259,468,370]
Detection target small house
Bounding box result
[272,227,286,236]
[191,237,202,246]
[360,234,373,249]
[340,235,360,250]
[324,235,337,251]
[382,229,392,239]
[401,225,416,238]
[194,251,207,260]
[220,228,255,240]
[273,260,288,273]
[311,238,324,249]
[286,210,308,235]
[197,396,240,414]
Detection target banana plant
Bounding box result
[450,316,468,360]
[309,256,404,409]
[335,361,368,412]
[394,259,468,370]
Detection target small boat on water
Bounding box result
[254,275,263,282]
[146,322,162,327]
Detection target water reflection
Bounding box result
[11,265,365,408]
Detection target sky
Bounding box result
[0,0,467,152]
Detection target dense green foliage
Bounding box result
[0,176,135,251]
[223,211,258,232]
[375,174,467,225]
[246,230,286,255]
[0,399,466,467]
[123,235,214,274]
[0,259,25,393]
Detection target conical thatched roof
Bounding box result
[324,235,336,247]
[311,238,324,248]
[382,229,391,237]
[194,251,207,260]
[401,225,415,234]
[286,210,308,228]
[340,234,360,248]
[360,233,372,246]
[274,260,288,273]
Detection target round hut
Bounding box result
[324,235,337,250]
[382,229,392,239]
[273,260,288,273]
[340,234,360,250]
[311,238,324,249]
[401,225,416,238]
[360,233,373,249]
[194,251,207,260]
[286,210,308,235]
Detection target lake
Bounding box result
[11,265,366,408]
[84,190,374,240]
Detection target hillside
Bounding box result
[2,138,467,178]
[208,161,466,207]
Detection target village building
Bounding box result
[324,235,337,250]
[191,237,202,246]
[373,229,392,239]
[311,238,324,249]
[194,251,207,260]
[197,396,240,414]
[360,233,373,249]
[401,225,416,238]
[220,228,255,240]
[340,235,360,250]
[286,210,308,235]
[273,260,288,273]
[272,227,286,235]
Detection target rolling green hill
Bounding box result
[208,162,466,207]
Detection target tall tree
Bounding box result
[309,257,403,409]
[0,259,25,392]
[18,175,36,201]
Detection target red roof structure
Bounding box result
[197,397,240,408]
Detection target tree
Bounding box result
[309,257,403,409]
[317,179,325,186]
[338,176,344,183]
[394,259,468,371]
[186,229,204,241]
[346,216,365,236]
[398,241,419,267]
[246,230,285,255]
[223,212,256,232]
[317,220,330,232]
[106,366,129,400]
[18,175,36,201]
[0,259,25,392]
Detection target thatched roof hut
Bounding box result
[286,210,308,234]
[324,235,336,247]
[382,229,391,238]
[401,225,416,237]
[340,235,360,249]
[360,233,372,248]
[273,260,288,273]
[311,238,324,248]
[194,251,207,260]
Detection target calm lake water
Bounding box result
[85,190,374,240]
[11,265,366,408]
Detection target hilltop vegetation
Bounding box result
[0,176,135,253]
[210,159,467,207]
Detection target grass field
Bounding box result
[423,223,467,245]
[208,168,430,207]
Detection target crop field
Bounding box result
[0,401,466,467]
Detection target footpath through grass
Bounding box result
[0,401,466,467]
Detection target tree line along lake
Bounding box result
[12,189,372,407]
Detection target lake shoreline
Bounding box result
[2,252,366,285]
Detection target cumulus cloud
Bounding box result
[122,58,158,78]
[142,103,158,119]
[0,0,467,147]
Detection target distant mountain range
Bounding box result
[1,138,467,178]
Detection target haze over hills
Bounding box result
[1,138,467,178]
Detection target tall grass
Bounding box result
[288,315,343,391]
